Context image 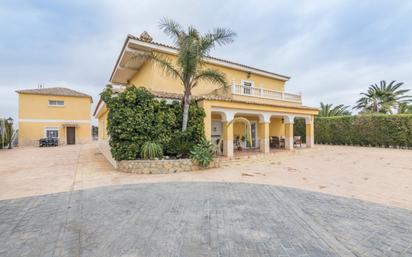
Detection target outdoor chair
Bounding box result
[294,136,302,147]
[279,137,285,148]
[270,136,280,148]
[39,138,59,147]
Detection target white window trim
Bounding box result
[241,79,255,87]
[44,127,59,138]
[48,100,65,107]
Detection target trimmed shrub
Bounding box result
[190,139,215,167]
[140,142,163,160]
[101,86,206,161]
[312,115,412,147]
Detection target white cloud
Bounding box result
[1,0,412,121]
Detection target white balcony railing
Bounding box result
[231,84,302,103]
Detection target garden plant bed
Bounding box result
[117,158,220,174]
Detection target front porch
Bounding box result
[204,107,315,157]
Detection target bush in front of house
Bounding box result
[312,114,412,147]
[101,86,206,161]
[140,142,163,160]
[190,139,215,167]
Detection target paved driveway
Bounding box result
[1,143,412,210]
[1,182,411,257]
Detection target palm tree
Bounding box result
[353,80,411,114]
[398,102,412,114]
[319,102,351,117]
[146,18,236,131]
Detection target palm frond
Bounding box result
[159,18,183,44]
[187,26,200,40]
[148,52,182,81]
[192,69,227,88]
[355,80,410,113]
[320,102,350,116]
[200,28,236,55]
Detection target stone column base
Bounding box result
[260,138,270,153]
[223,139,234,157]
[285,137,294,150]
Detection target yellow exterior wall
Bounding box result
[269,118,285,137]
[201,100,318,116]
[97,108,109,140]
[129,54,286,96]
[18,93,92,146]
[233,116,258,139]
[19,94,91,120]
[210,114,284,146]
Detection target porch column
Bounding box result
[258,122,270,153]
[284,116,294,150]
[222,111,235,157]
[222,121,234,157]
[305,116,314,148]
[258,114,271,153]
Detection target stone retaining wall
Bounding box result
[117,158,220,174]
[98,140,117,169]
[98,139,220,173]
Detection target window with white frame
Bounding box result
[45,127,59,138]
[48,100,64,106]
[241,80,254,95]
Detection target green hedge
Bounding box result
[0,119,13,149]
[313,115,412,147]
[293,118,306,143]
[101,86,205,161]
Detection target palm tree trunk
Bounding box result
[182,91,191,131]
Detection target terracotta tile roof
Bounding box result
[16,87,93,102]
[149,90,318,111]
[94,88,317,117]
[149,90,232,101]
[127,34,291,80]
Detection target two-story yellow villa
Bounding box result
[17,87,93,146]
[94,33,318,157]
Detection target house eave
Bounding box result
[109,35,291,85]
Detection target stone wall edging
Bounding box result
[117,158,220,174]
[98,140,118,169]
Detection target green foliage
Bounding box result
[293,118,306,143]
[0,119,13,149]
[164,102,206,158]
[354,80,411,114]
[312,115,412,147]
[398,102,412,114]
[147,18,235,131]
[190,139,215,167]
[319,102,351,117]
[101,86,205,161]
[140,142,163,160]
[165,131,193,158]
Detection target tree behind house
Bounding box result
[353,80,411,114]
[319,102,351,117]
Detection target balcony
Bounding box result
[231,84,302,103]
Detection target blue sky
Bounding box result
[1,0,412,122]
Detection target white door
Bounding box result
[211,121,222,145]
